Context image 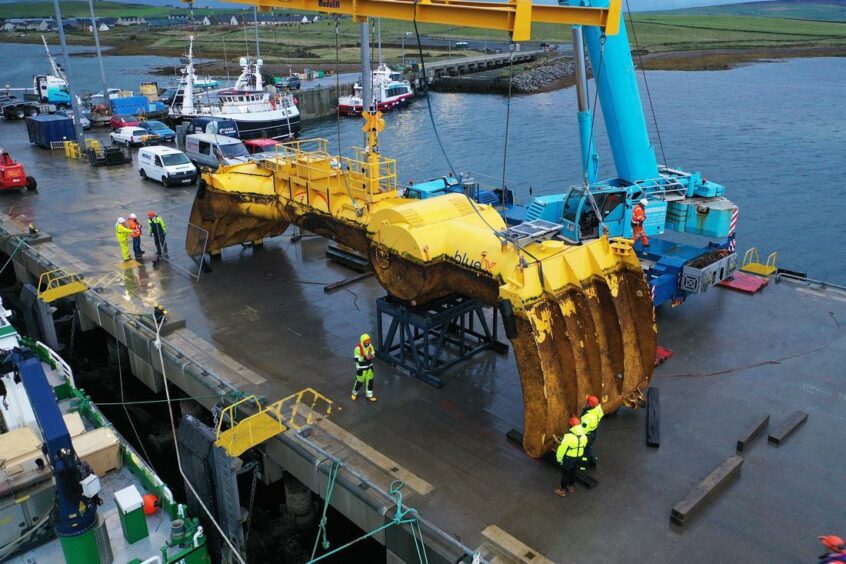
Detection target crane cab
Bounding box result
[558,185,667,243]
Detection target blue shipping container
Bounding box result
[25,114,76,149]
[111,95,151,115]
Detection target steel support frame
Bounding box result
[376,294,507,388]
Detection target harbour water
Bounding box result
[2,43,843,282]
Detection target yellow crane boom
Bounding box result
[216,0,621,42]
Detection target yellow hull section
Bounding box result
[188,139,656,457]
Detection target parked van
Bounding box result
[184,134,250,168]
[137,146,197,186]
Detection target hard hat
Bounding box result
[117,217,126,223]
[148,211,156,218]
[586,395,600,408]
[639,198,648,207]
[820,536,846,552]
[569,416,581,427]
[129,213,137,219]
[361,333,371,343]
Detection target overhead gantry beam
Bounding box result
[219,0,621,41]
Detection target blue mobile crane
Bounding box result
[409,1,739,307]
[516,1,739,306]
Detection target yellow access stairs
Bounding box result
[38,270,88,303]
[215,389,333,457]
[741,247,778,277]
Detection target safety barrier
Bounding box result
[37,269,88,302]
[741,247,777,277]
[215,388,333,457]
[63,139,102,160]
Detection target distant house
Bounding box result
[201,16,212,26]
[2,22,15,32]
[36,20,56,32]
[117,16,147,26]
[63,18,81,29]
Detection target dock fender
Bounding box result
[498,299,518,339]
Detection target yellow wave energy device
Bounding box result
[187,116,656,457]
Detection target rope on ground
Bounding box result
[666,337,840,378]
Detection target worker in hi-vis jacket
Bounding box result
[631,198,650,247]
[352,333,377,402]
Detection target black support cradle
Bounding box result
[376,294,508,387]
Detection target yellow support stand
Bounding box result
[215,389,333,457]
[63,141,81,160]
[37,269,88,302]
[741,247,778,277]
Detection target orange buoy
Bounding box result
[142,494,160,516]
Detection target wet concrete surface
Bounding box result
[2,118,844,561]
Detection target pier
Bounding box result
[0,119,844,562]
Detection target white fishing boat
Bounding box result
[338,64,413,115]
[172,37,300,140]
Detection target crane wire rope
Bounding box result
[500,44,516,195]
[624,0,668,167]
[410,2,543,269]
[580,34,609,231]
[334,16,362,214]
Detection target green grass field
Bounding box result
[651,0,846,22]
[0,0,240,19]
[2,4,845,67]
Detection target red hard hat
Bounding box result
[142,494,160,516]
[569,416,581,427]
[820,535,846,551]
[586,395,600,408]
[148,211,156,218]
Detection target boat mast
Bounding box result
[41,35,65,81]
[253,7,261,59]
[182,36,196,115]
[49,1,84,143]
[86,0,109,102]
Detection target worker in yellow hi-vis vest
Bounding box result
[554,417,587,497]
[580,395,604,468]
[352,333,377,402]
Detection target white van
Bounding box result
[137,146,198,187]
[184,133,250,169]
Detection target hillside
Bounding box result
[0,0,240,18]
[651,0,846,22]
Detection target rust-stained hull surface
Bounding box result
[187,152,656,457]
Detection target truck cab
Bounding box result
[33,75,71,108]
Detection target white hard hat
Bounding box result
[117,217,126,223]
[129,213,137,219]
[639,198,648,207]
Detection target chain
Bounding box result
[239,461,260,546]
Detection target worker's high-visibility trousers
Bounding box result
[352,368,374,398]
[632,224,649,247]
[118,239,131,261]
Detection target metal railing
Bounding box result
[156,203,211,282]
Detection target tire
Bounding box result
[56,104,68,110]
[13,108,25,120]
[125,140,131,147]
[25,107,38,117]
[139,169,147,180]
[25,177,37,192]
[161,176,169,187]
